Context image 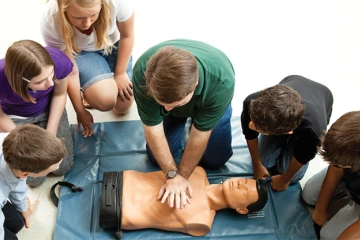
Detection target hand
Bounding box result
[253,163,270,180]
[312,207,329,227]
[158,175,193,210]
[21,197,39,228]
[76,109,94,138]
[115,73,133,102]
[270,174,290,191]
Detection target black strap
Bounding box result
[115,172,123,239]
[50,181,83,207]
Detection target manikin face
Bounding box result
[156,91,195,112]
[26,66,55,91]
[65,0,102,31]
[223,177,259,214]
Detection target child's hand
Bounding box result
[21,197,39,228]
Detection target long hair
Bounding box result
[319,111,360,171]
[56,0,113,55]
[4,40,55,103]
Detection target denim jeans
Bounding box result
[76,41,133,91]
[258,134,309,183]
[146,105,233,169]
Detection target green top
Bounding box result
[133,39,235,131]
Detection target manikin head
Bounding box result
[3,124,67,179]
[249,85,304,135]
[223,177,268,214]
[145,46,199,111]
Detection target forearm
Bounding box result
[337,217,360,240]
[0,108,16,132]
[115,15,134,75]
[46,80,68,135]
[144,123,176,174]
[178,126,211,179]
[315,166,343,212]
[246,138,261,166]
[281,156,304,182]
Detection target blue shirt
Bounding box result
[0,132,28,240]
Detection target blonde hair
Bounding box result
[56,0,113,55]
[4,40,55,103]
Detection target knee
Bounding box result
[94,96,117,112]
[26,176,46,187]
[302,182,317,206]
[113,97,134,114]
[201,148,233,169]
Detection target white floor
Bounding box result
[0,0,360,239]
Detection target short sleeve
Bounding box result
[113,0,133,22]
[240,91,261,140]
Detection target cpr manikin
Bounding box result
[113,167,268,236]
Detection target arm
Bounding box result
[247,138,270,180]
[312,166,343,226]
[0,106,16,132]
[178,125,212,179]
[64,50,94,138]
[144,123,193,209]
[115,12,135,102]
[271,156,303,191]
[45,76,68,135]
[337,217,360,240]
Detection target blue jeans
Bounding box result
[75,41,133,91]
[258,134,309,183]
[146,105,233,169]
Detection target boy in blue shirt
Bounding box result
[0,124,66,240]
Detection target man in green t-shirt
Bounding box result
[133,39,235,210]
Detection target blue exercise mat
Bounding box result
[54,118,316,240]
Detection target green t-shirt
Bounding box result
[133,39,235,131]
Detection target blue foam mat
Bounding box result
[54,118,316,240]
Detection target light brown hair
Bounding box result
[3,124,67,173]
[4,40,55,103]
[249,85,305,135]
[319,111,360,171]
[56,0,113,54]
[144,46,198,103]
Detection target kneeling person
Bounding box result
[1,124,67,239]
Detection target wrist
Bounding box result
[165,169,179,179]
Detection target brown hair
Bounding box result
[57,0,113,54]
[4,40,55,103]
[249,85,305,135]
[144,46,198,103]
[319,111,360,171]
[3,124,67,173]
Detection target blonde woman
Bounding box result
[41,0,135,137]
[0,40,74,187]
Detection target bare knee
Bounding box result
[113,96,134,114]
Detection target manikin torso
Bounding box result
[121,167,216,236]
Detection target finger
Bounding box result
[175,192,181,210]
[161,190,170,204]
[158,185,165,200]
[118,91,125,102]
[128,81,133,89]
[25,218,30,228]
[127,86,133,96]
[169,193,175,208]
[77,121,81,131]
[123,89,131,101]
[31,199,39,210]
[187,184,193,198]
[180,192,188,209]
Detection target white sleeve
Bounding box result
[40,0,67,51]
[113,0,134,22]
[8,180,28,213]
